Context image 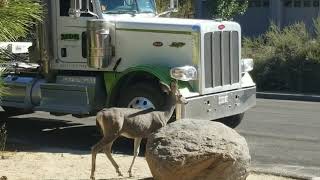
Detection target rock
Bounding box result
[145,119,250,180]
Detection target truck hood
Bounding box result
[102,15,241,33]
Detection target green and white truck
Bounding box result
[0,0,256,128]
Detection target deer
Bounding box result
[90,81,187,179]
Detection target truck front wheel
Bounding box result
[117,82,165,110]
[214,113,245,128]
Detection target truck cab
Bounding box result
[0,0,256,128]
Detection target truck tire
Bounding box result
[117,82,165,110]
[214,113,245,128]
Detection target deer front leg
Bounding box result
[104,141,123,176]
[128,137,142,177]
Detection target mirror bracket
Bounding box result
[169,0,179,12]
[69,8,81,18]
[69,0,99,18]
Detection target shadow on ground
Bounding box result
[0,111,146,155]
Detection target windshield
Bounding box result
[99,0,156,14]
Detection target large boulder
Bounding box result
[145,119,250,180]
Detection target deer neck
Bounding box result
[163,104,176,124]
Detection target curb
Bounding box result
[251,168,313,180]
[257,92,320,102]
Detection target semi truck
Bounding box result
[0,0,256,128]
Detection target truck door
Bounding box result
[54,0,95,68]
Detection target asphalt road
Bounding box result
[1,98,320,178]
[236,99,320,178]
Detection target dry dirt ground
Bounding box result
[0,151,296,180]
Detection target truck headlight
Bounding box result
[170,66,197,81]
[241,58,254,73]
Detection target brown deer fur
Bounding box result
[90,81,186,179]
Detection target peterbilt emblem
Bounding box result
[218,24,225,30]
[153,42,163,47]
[169,42,186,48]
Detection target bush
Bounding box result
[243,20,320,93]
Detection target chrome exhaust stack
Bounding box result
[87,19,112,69]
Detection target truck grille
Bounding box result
[204,31,240,88]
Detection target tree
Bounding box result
[0,0,42,95]
[206,0,248,20]
[156,0,247,20]
[0,0,42,41]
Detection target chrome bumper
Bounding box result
[181,86,256,120]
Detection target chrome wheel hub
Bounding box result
[128,97,155,109]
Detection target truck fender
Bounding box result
[104,65,192,107]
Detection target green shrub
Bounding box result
[243,20,320,93]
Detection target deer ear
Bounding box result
[160,82,171,94]
[170,81,178,92]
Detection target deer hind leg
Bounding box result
[90,135,118,180]
[128,137,142,177]
[104,140,123,176]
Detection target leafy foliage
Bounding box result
[206,0,248,20]
[156,0,247,19]
[0,0,42,41]
[243,20,320,93]
[0,0,42,97]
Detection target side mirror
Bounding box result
[69,0,99,18]
[69,0,82,18]
[169,0,178,12]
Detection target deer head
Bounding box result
[160,81,187,105]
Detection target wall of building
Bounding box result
[196,0,320,37]
[282,0,320,28]
[234,0,271,36]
